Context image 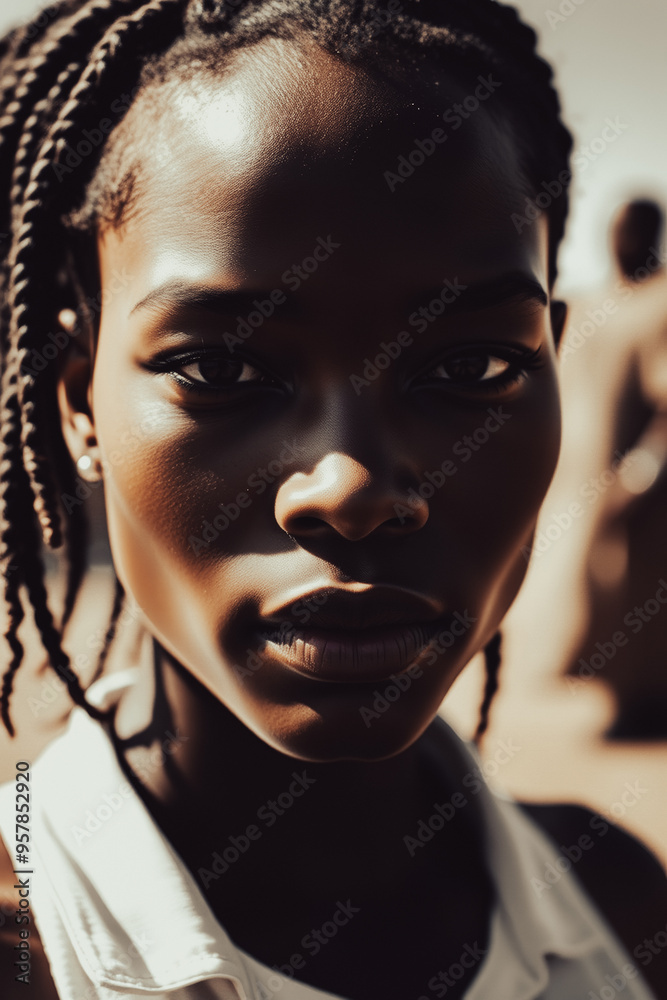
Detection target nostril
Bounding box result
[287,516,328,536]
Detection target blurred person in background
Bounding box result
[561,199,667,738]
[503,198,667,740]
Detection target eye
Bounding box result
[146,348,284,398]
[430,351,512,383]
[417,345,543,392]
[176,355,265,388]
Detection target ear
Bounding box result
[56,310,102,481]
[550,299,568,349]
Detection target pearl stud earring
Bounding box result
[76,454,102,482]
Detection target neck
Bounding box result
[113,643,442,851]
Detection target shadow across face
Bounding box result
[62,35,562,760]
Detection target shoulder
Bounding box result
[520,802,667,997]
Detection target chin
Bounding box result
[246,700,432,763]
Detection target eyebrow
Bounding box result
[130,282,290,318]
[130,272,548,318]
[410,273,548,316]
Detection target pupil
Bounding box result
[445,353,487,380]
[198,358,239,383]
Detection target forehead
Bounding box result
[99,34,546,296]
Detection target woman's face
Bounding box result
[65,37,561,760]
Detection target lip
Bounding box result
[254,586,448,683]
[254,620,448,683]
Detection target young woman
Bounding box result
[0,1,664,998]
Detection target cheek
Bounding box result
[432,374,561,603]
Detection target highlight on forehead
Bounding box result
[0,0,573,735]
[66,28,512,240]
[56,0,573,264]
[65,36,375,234]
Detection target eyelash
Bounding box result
[148,350,281,397]
[414,344,545,394]
[148,344,545,398]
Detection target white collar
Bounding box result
[2,670,610,999]
[422,721,606,1000]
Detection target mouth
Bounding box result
[252,586,450,683]
[253,620,448,683]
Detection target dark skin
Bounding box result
[54,35,566,1000]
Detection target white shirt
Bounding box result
[0,671,657,1000]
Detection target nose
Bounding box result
[274,451,429,541]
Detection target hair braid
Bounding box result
[0,0,184,734]
[20,528,109,724]
[0,372,28,737]
[92,575,126,683]
[1,0,572,736]
[0,2,150,250]
[10,63,88,232]
[7,0,184,547]
[0,5,148,545]
[474,631,502,743]
[57,438,90,630]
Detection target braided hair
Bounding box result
[0,0,573,734]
